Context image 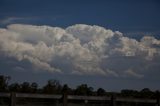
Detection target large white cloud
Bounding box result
[0,24,160,78]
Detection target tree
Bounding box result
[121,89,138,97]
[62,84,74,95]
[9,83,21,92]
[62,84,68,93]
[141,88,151,93]
[75,84,93,95]
[20,82,31,93]
[140,88,153,98]
[0,75,10,92]
[31,82,38,93]
[97,88,106,96]
[43,79,62,94]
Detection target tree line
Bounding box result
[0,75,159,99]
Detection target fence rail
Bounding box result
[0,92,159,106]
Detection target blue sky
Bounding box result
[0,0,160,91]
[1,0,160,31]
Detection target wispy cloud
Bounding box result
[0,17,24,24]
[124,31,160,38]
[124,69,144,78]
[13,66,26,72]
[0,17,37,25]
[0,16,67,27]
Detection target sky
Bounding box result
[0,0,160,91]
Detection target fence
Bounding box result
[0,92,160,106]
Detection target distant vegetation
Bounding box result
[0,75,159,98]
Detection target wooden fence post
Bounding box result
[62,92,67,106]
[111,94,116,106]
[84,99,88,106]
[157,99,160,106]
[10,92,16,106]
[156,97,160,106]
[156,91,160,106]
[55,99,59,106]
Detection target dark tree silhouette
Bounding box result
[62,84,68,92]
[20,82,31,93]
[75,84,93,95]
[97,88,106,96]
[140,88,154,98]
[31,82,38,93]
[43,79,62,94]
[121,89,139,97]
[0,74,159,99]
[0,75,10,92]
[9,83,21,92]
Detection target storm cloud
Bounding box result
[0,24,160,78]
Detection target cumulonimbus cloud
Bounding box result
[0,24,160,78]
